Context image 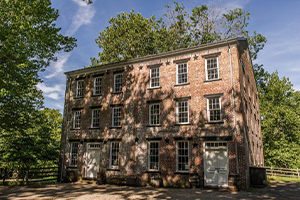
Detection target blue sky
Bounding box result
[39,0,300,112]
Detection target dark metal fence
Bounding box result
[0,167,58,185]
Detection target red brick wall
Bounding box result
[60,39,263,189]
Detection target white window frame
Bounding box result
[76,80,84,97]
[150,67,160,88]
[176,141,189,172]
[176,101,189,124]
[176,63,188,85]
[207,97,222,122]
[109,142,119,169]
[148,141,160,171]
[93,77,102,95]
[114,73,123,93]
[112,107,122,127]
[70,142,79,166]
[205,57,219,81]
[73,110,81,129]
[91,109,100,128]
[149,103,160,125]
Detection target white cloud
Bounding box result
[45,92,60,100]
[45,53,71,78]
[65,0,96,36]
[45,0,95,79]
[37,82,64,93]
[293,84,300,91]
[37,82,64,100]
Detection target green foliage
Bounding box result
[0,109,62,168]
[260,72,300,168]
[0,0,76,168]
[91,2,266,65]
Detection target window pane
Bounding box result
[92,109,100,128]
[112,107,121,127]
[94,77,102,95]
[206,58,219,80]
[76,80,84,97]
[177,141,189,172]
[114,74,123,92]
[177,101,189,123]
[208,97,221,122]
[149,142,159,170]
[110,142,119,167]
[70,143,79,166]
[177,63,188,84]
[74,111,81,129]
[150,67,160,88]
[149,104,160,125]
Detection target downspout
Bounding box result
[60,75,72,181]
[227,40,239,175]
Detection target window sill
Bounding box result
[204,78,222,83]
[146,125,161,127]
[74,97,84,99]
[111,92,123,95]
[174,123,191,126]
[147,86,162,90]
[145,170,161,174]
[174,171,189,174]
[107,168,120,171]
[70,128,81,130]
[174,83,190,87]
[109,126,122,129]
[89,127,100,130]
[92,94,102,97]
[205,121,224,124]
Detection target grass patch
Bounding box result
[0,179,57,186]
[268,176,300,182]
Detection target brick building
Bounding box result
[59,37,264,190]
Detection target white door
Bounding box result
[204,142,228,187]
[86,143,101,179]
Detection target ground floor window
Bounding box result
[148,141,159,170]
[110,142,119,169]
[176,141,189,172]
[70,142,79,166]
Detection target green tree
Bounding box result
[0,109,62,169]
[0,0,76,169]
[91,2,266,65]
[260,72,300,168]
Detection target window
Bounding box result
[94,77,102,95]
[176,63,188,84]
[176,101,189,124]
[112,107,122,127]
[73,111,81,129]
[70,143,79,166]
[206,57,219,80]
[91,109,100,128]
[149,104,160,125]
[148,141,159,170]
[110,142,119,168]
[207,97,221,122]
[114,73,123,93]
[177,141,189,172]
[150,67,160,88]
[76,80,84,97]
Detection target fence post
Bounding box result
[271,166,273,176]
[25,168,29,185]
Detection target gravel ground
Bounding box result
[0,181,299,200]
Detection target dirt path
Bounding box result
[0,181,299,200]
